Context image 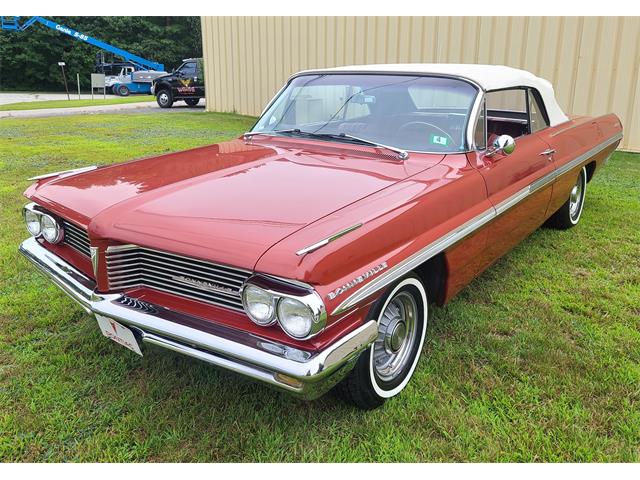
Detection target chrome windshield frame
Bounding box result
[248,70,484,155]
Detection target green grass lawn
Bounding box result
[0,95,155,111]
[0,112,638,462]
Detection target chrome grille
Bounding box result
[106,246,250,312]
[62,220,90,257]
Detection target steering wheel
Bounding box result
[396,121,456,148]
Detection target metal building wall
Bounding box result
[201,16,640,151]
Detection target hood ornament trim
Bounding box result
[296,223,363,256]
[28,165,97,181]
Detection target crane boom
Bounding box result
[0,16,165,71]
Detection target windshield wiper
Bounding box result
[306,132,409,160]
[244,130,409,160]
[243,129,302,139]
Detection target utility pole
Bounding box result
[58,62,70,100]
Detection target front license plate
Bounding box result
[95,315,143,356]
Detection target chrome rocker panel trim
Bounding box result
[19,237,378,400]
[332,132,623,315]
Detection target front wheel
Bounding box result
[546,166,587,229]
[156,89,173,108]
[117,85,130,97]
[339,274,428,410]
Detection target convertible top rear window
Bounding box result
[252,74,478,153]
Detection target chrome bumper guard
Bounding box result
[19,237,377,400]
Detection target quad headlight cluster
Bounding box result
[23,203,64,244]
[241,277,327,340]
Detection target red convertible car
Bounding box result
[20,64,623,409]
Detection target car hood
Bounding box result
[29,138,443,270]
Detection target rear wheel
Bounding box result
[339,274,428,410]
[185,98,200,107]
[156,89,173,108]
[546,166,587,229]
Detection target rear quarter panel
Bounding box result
[537,114,623,216]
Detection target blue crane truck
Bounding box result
[1,16,167,95]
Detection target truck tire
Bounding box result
[156,89,173,108]
[338,274,428,410]
[117,85,130,97]
[185,98,200,107]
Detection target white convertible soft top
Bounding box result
[302,63,569,127]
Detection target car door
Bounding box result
[469,87,556,264]
[172,61,196,98]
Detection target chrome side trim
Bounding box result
[28,165,97,181]
[296,223,363,256]
[331,132,622,315]
[494,187,529,215]
[333,207,497,315]
[530,131,623,194]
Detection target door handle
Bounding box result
[539,148,556,156]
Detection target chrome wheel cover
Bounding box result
[373,291,418,382]
[569,169,586,222]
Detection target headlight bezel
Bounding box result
[23,203,43,237]
[241,275,327,340]
[241,284,278,326]
[23,203,65,244]
[40,213,64,244]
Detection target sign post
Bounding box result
[58,61,70,101]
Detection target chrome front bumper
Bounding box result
[19,237,377,400]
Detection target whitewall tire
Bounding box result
[339,274,428,409]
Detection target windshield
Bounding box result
[252,74,478,152]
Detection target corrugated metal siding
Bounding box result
[201,16,640,151]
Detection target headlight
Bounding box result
[242,284,276,325]
[242,276,327,340]
[277,297,316,339]
[23,206,42,236]
[40,214,64,244]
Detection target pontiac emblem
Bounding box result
[171,275,239,296]
[327,262,388,300]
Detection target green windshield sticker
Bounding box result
[430,134,449,146]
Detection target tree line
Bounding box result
[0,16,202,91]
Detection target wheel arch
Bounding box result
[414,252,447,306]
[585,160,597,183]
[155,82,171,94]
[362,252,448,321]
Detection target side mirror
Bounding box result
[487,134,516,157]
